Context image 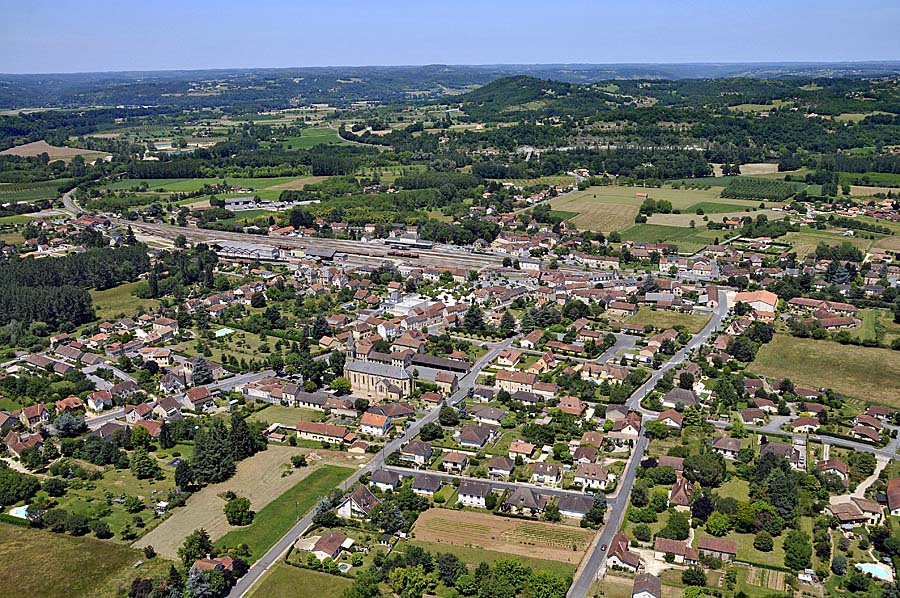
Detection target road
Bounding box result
[228,338,515,597]
[86,408,125,430]
[567,289,730,598]
[208,370,277,392]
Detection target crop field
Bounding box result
[215,464,354,562]
[136,448,353,559]
[266,175,330,190]
[684,201,759,214]
[626,307,711,334]
[0,179,73,201]
[549,193,639,232]
[748,334,900,407]
[90,281,159,320]
[0,140,111,162]
[104,176,304,192]
[411,509,592,566]
[248,563,353,598]
[0,523,172,598]
[274,127,350,149]
[647,208,780,228]
[619,224,721,253]
[839,171,900,188]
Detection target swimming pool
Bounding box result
[8,505,29,519]
[856,562,892,581]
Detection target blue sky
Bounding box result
[1,0,899,73]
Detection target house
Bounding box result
[192,556,234,573]
[488,456,515,479]
[337,485,381,519]
[632,573,662,598]
[502,487,547,516]
[87,390,113,413]
[866,405,897,422]
[509,440,536,461]
[669,478,694,509]
[712,437,742,460]
[310,531,353,561]
[697,536,737,561]
[153,396,183,421]
[851,424,881,442]
[470,405,507,426]
[740,408,766,426]
[53,396,84,414]
[752,397,778,413]
[607,532,641,572]
[296,421,353,444]
[653,537,698,564]
[496,349,523,368]
[182,386,215,412]
[657,409,683,430]
[889,478,900,516]
[19,403,50,429]
[455,425,494,449]
[531,462,561,487]
[574,463,610,490]
[558,396,585,417]
[4,430,44,457]
[759,440,803,469]
[732,290,778,314]
[573,446,598,464]
[557,494,594,519]
[520,329,544,350]
[134,419,162,438]
[412,475,442,497]
[790,416,820,433]
[815,458,848,482]
[360,412,392,437]
[441,451,468,473]
[458,480,491,508]
[580,431,606,449]
[434,371,459,395]
[124,403,153,424]
[400,440,433,466]
[495,369,537,393]
[370,469,401,492]
[659,456,685,474]
[850,496,884,526]
[609,412,641,442]
[662,388,699,409]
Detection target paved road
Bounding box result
[228,338,515,597]
[208,370,277,392]
[567,289,730,598]
[86,408,125,430]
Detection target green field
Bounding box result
[406,539,576,579]
[686,201,757,214]
[248,563,353,598]
[0,179,73,201]
[215,465,353,562]
[0,213,42,225]
[0,523,173,598]
[274,127,351,150]
[619,223,721,253]
[780,229,875,259]
[90,281,159,320]
[748,334,900,407]
[247,404,326,426]
[839,171,900,188]
[626,307,711,334]
[104,176,304,192]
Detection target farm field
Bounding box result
[265,175,330,190]
[748,334,900,407]
[214,464,354,562]
[619,224,721,253]
[0,179,73,201]
[780,229,875,259]
[104,176,305,192]
[0,523,172,598]
[625,307,711,334]
[90,281,159,320]
[0,140,111,162]
[136,449,354,559]
[549,193,639,232]
[683,201,757,214]
[410,508,592,568]
[247,563,353,598]
[0,213,44,225]
[273,127,350,149]
[647,208,779,228]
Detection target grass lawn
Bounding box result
[247,563,353,598]
[684,201,758,214]
[717,477,750,500]
[406,539,576,579]
[748,334,900,407]
[274,127,350,150]
[0,522,173,598]
[626,308,711,334]
[0,214,42,225]
[781,229,875,259]
[248,405,325,426]
[104,176,304,193]
[215,465,353,562]
[0,396,24,411]
[90,281,159,320]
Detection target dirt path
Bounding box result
[853,456,889,499]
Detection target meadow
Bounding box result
[0,523,172,598]
[626,307,711,334]
[619,224,722,253]
[748,334,900,407]
[90,281,159,320]
[273,127,351,150]
[247,563,353,598]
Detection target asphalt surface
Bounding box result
[228,338,515,597]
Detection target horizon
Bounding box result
[2,0,899,74]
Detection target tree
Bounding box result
[0,467,40,506]
[683,452,726,487]
[646,420,671,440]
[436,552,464,587]
[175,234,187,248]
[500,310,516,336]
[420,421,443,441]
[831,553,847,575]
[658,510,690,541]
[438,406,459,427]
[845,572,870,593]
[191,358,213,386]
[330,377,352,394]
[525,571,568,598]
[224,496,254,526]
[682,566,707,587]
[754,530,774,552]
[42,477,66,497]
[678,372,695,390]
[463,304,484,332]
[706,511,731,537]
[54,412,86,437]
[178,529,214,568]
[633,523,652,542]
[389,565,434,598]
[229,412,257,461]
[131,425,152,450]
[19,446,45,471]
[191,420,235,484]
[250,293,266,308]
[175,460,194,491]
[727,335,757,362]
[783,529,812,570]
[130,447,160,480]
[370,502,404,535]
[520,310,535,333]
[543,502,561,522]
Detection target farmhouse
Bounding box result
[654,537,698,564]
[296,421,353,444]
[697,536,737,561]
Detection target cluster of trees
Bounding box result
[177,414,266,489]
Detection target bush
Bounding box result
[224,496,254,526]
[754,530,774,552]
[682,565,707,587]
[633,523,652,542]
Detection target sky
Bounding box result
[1,0,899,73]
